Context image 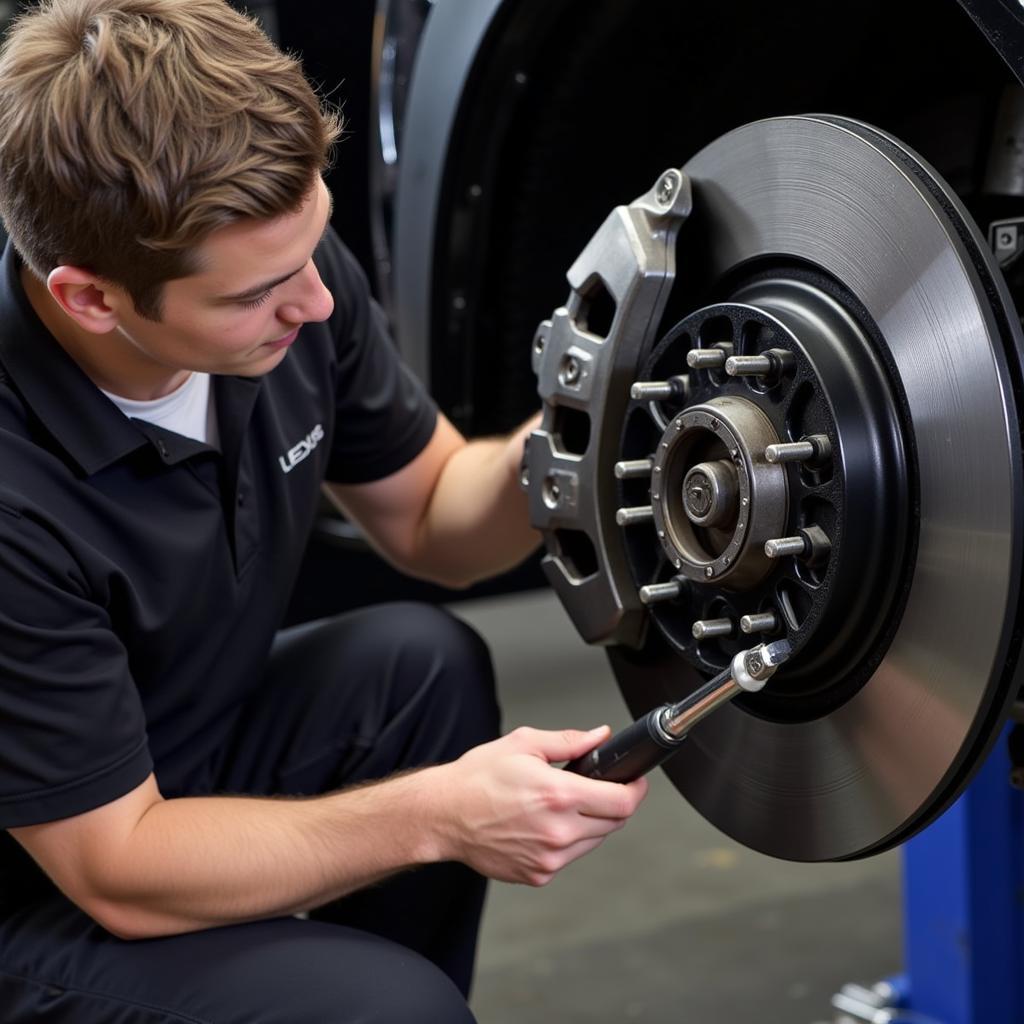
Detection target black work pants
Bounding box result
[0,602,501,1023]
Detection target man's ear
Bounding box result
[46,266,125,334]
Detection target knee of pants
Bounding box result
[0,916,479,1024]
[383,602,501,746]
[249,924,480,1024]
[277,931,479,1024]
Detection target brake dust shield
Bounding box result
[524,115,1024,860]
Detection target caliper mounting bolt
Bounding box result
[656,172,677,205]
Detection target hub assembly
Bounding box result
[524,115,1024,861]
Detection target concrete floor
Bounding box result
[449,590,902,1024]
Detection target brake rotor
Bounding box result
[524,115,1024,861]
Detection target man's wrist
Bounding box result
[366,766,453,867]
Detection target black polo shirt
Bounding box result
[0,232,437,911]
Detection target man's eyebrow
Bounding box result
[219,267,303,303]
[215,192,335,303]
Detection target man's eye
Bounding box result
[240,289,273,310]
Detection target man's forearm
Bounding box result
[89,770,439,939]
[413,416,540,587]
[14,727,647,942]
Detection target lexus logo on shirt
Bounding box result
[279,423,325,473]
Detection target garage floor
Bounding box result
[449,590,902,1024]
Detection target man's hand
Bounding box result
[8,724,644,938]
[430,726,648,886]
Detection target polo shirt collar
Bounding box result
[0,241,148,476]
[0,242,266,476]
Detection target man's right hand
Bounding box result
[428,726,649,887]
[7,726,646,940]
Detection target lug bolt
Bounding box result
[614,458,654,480]
[740,612,779,634]
[616,505,655,526]
[692,618,733,640]
[765,434,832,465]
[630,376,688,401]
[639,580,682,605]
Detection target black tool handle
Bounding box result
[563,709,681,782]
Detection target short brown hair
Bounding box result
[0,0,341,318]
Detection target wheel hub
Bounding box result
[616,283,909,715]
[647,395,786,590]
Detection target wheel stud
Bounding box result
[614,458,654,480]
[764,435,832,465]
[740,612,778,634]
[616,505,655,526]
[686,344,732,370]
[725,348,795,380]
[765,535,809,558]
[630,376,688,401]
[639,581,682,605]
[765,525,831,562]
[692,618,733,640]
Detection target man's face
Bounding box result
[113,176,336,381]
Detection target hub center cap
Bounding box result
[683,461,736,526]
[651,397,785,588]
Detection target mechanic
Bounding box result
[0,0,648,1020]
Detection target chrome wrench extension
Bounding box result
[564,641,792,783]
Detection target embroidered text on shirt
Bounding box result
[279,423,325,474]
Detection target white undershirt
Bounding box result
[101,372,220,448]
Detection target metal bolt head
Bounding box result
[542,476,561,509]
[705,566,714,578]
[684,472,713,519]
[656,172,677,205]
[559,356,581,386]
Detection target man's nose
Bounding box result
[278,262,334,325]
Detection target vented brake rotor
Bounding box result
[524,115,1024,861]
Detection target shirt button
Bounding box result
[237,491,246,507]
[157,440,169,458]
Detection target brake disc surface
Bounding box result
[525,115,1024,860]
